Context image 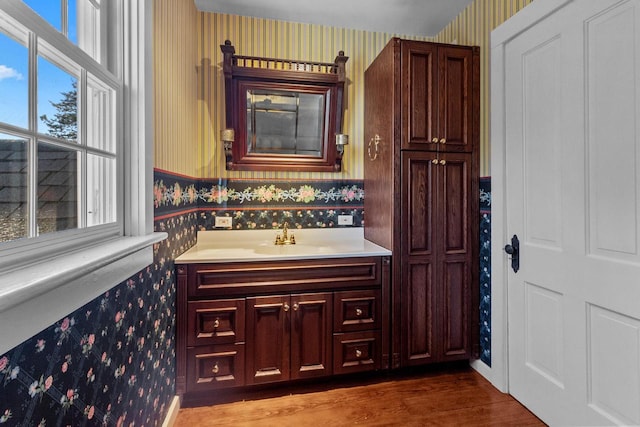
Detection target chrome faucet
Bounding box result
[275,222,296,245]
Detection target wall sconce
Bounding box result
[335,133,349,171]
[221,128,234,168]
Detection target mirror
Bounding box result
[220,40,348,172]
[246,89,326,156]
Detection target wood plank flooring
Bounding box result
[175,366,545,426]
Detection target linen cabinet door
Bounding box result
[438,152,474,360]
[290,292,333,380]
[401,151,439,366]
[246,295,290,384]
[401,41,438,151]
[437,46,477,153]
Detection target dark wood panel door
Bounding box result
[437,46,474,152]
[401,152,438,365]
[401,151,473,365]
[401,41,438,151]
[438,152,472,360]
[290,293,333,379]
[246,295,290,384]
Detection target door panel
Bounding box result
[441,154,469,254]
[246,296,290,384]
[290,293,332,379]
[587,2,640,260]
[441,260,468,358]
[405,262,434,363]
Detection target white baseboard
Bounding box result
[162,396,181,427]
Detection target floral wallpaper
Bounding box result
[0,202,197,426]
[479,177,491,366]
[153,169,365,228]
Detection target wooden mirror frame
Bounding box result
[220,40,348,172]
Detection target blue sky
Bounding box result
[0,0,78,136]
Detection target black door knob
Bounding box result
[504,235,519,273]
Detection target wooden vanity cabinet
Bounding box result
[176,256,389,400]
[364,38,479,369]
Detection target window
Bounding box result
[0,0,121,267]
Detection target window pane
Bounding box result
[87,73,115,152]
[23,0,61,32]
[68,0,78,45]
[0,31,28,129]
[86,154,115,227]
[37,142,78,235]
[0,134,28,242]
[38,56,78,142]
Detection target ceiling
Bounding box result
[194,0,475,37]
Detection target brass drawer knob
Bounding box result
[283,303,290,312]
[355,308,363,317]
[213,318,220,328]
[212,363,219,375]
[355,349,362,358]
[293,303,299,311]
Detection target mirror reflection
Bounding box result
[246,89,326,157]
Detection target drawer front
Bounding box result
[187,344,245,392]
[333,330,381,374]
[333,290,381,332]
[188,257,381,298]
[187,299,245,346]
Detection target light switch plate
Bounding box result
[337,214,353,226]
[215,216,233,228]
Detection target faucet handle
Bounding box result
[290,233,296,244]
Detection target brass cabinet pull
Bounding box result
[432,159,438,164]
[293,303,299,311]
[440,138,446,144]
[212,363,219,374]
[431,137,439,143]
[213,318,220,328]
[283,303,290,312]
[440,159,446,165]
[355,308,363,317]
[355,349,362,358]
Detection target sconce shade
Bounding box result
[335,133,349,146]
[221,128,235,142]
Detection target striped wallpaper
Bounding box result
[154,1,535,178]
[196,14,429,180]
[433,0,535,175]
[153,0,199,176]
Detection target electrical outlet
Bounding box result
[214,216,233,228]
[337,214,353,226]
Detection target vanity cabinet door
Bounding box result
[246,295,290,385]
[290,292,333,380]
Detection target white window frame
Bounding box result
[0,0,164,356]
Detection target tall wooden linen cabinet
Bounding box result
[364,38,480,368]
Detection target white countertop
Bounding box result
[175,228,391,263]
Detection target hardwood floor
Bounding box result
[174,365,545,426]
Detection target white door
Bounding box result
[498,0,640,425]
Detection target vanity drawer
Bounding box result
[187,344,245,392]
[333,290,381,332]
[187,299,245,346]
[333,330,381,374]
[187,257,381,298]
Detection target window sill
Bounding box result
[0,232,167,355]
